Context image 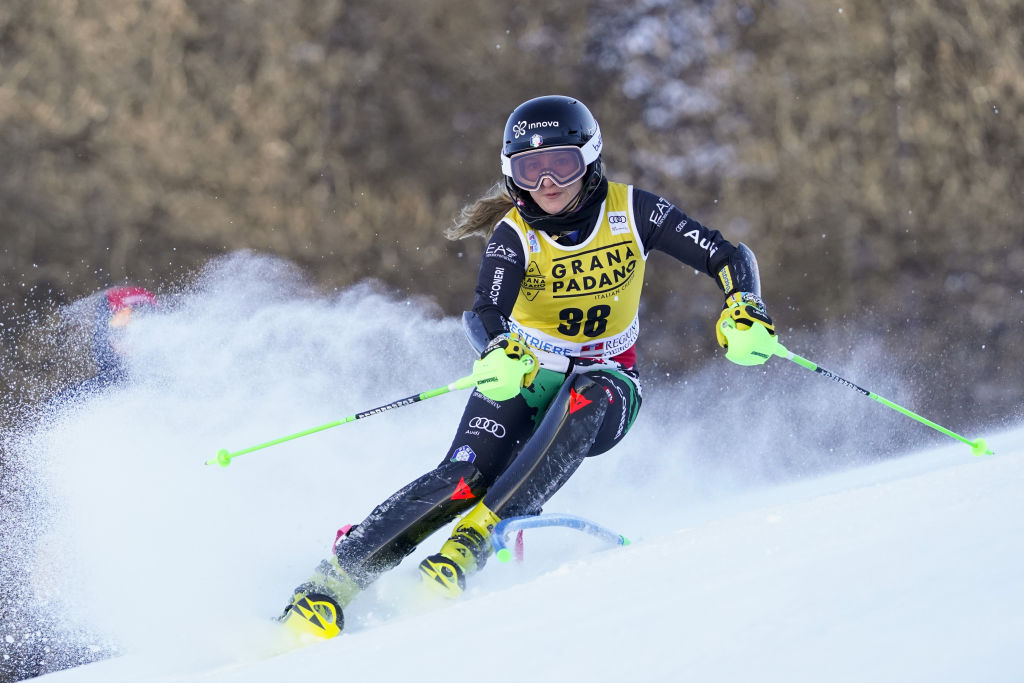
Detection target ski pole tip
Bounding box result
[970,439,994,457]
[209,448,232,468]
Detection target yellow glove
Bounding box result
[715,292,776,349]
[481,333,540,389]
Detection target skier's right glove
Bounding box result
[481,333,540,389]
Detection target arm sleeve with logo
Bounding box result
[471,223,527,340]
[632,189,759,294]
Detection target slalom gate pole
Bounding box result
[491,513,630,563]
[206,352,535,468]
[771,342,994,456]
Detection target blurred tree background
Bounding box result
[1,0,1021,425]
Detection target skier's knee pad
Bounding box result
[576,371,641,457]
[483,373,610,517]
[335,460,486,584]
[388,460,486,520]
[434,460,487,502]
[563,372,613,420]
[524,372,612,463]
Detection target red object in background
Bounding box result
[104,286,158,328]
[105,286,158,312]
[332,524,355,553]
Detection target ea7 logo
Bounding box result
[649,199,672,227]
[485,243,517,263]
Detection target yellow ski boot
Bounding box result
[419,501,500,599]
[280,555,360,640]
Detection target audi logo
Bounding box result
[469,417,506,438]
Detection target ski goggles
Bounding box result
[502,146,589,192]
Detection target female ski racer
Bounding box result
[281,95,777,638]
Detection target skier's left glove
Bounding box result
[715,292,777,365]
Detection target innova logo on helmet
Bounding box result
[512,119,560,139]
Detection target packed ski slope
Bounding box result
[33,430,1024,683]
[4,254,1021,683]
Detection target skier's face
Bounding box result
[107,307,134,357]
[529,176,584,215]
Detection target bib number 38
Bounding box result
[557,305,611,338]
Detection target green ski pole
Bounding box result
[206,351,534,468]
[721,322,994,456]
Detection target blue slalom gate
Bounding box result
[491,513,630,563]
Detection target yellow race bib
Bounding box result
[503,182,647,362]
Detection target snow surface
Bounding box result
[3,253,1022,683]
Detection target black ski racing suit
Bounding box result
[333,187,761,588]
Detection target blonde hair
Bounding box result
[445,181,514,241]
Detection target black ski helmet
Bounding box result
[501,95,604,222]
